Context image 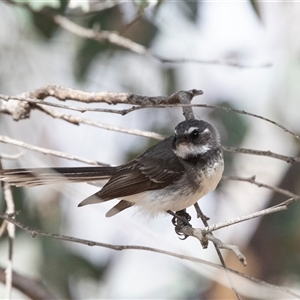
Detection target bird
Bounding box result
[0,119,224,218]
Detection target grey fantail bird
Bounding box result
[0,119,224,218]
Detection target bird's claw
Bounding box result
[170,210,192,240]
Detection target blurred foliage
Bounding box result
[249,0,262,21]
[0,186,108,299]
[22,0,61,11]
[249,159,300,283]
[40,236,107,298]
[75,5,158,81]
[181,0,200,23]
[31,7,60,39]
[163,66,177,96]
[209,101,249,174]
[29,0,68,39]
[18,0,200,84]
[210,102,248,147]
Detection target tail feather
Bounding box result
[0,166,116,187]
[105,200,133,217]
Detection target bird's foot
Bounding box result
[167,209,192,240]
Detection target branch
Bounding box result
[0,86,203,120]
[223,175,300,199]
[36,104,165,140]
[0,151,25,160]
[2,84,299,143]
[53,14,152,55]
[1,160,15,299]
[0,135,103,165]
[30,85,203,105]
[178,226,247,266]
[204,198,296,234]
[124,103,300,141]
[174,198,296,279]
[1,213,298,299]
[223,146,300,164]
[0,266,57,300]
[5,0,272,68]
[52,14,271,68]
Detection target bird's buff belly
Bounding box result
[123,160,224,215]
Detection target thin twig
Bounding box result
[0,151,25,160]
[0,266,57,300]
[0,135,103,165]
[119,103,300,141]
[2,214,297,298]
[155,55,272,68]
[52,14,270,68]
[204,198,296,234]
[178,226,247,266]
[0,221,7,238]
[1,85,299,141]
[53,14,152,57]
[223,175,300,199]
[206,234,247,266]
[2,180,15,300]
[192,205,242,299]
[222,146,300,164]
[36,104,165,140]
[6,0,271,68]
[0,212,241,267]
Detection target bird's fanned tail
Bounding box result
[0,166,116,187]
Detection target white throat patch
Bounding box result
[173,143,211,159]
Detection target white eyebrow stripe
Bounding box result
[186,127,199,134]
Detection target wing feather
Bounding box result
[78,137,185,207]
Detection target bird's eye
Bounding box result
[190,130,199,139]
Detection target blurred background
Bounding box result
[0,1,300,299]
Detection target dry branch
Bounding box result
[223,146,300,164]
[0,267,57,300]
[178,226,247,266]
[7,0,272,68]
[223,175,300,199]
[0,85,203,121]
[203,198,296,233]
[36,105,166,140]
[0,135,102,165]
[0,213,299,299]
[1,164,15,299]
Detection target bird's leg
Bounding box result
[167,209,192,239]
[193,202,210,222]
[169,209,192,226]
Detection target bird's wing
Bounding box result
[78,137,185,207]
[78,157,184,206]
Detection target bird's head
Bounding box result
[172,119,221,160]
